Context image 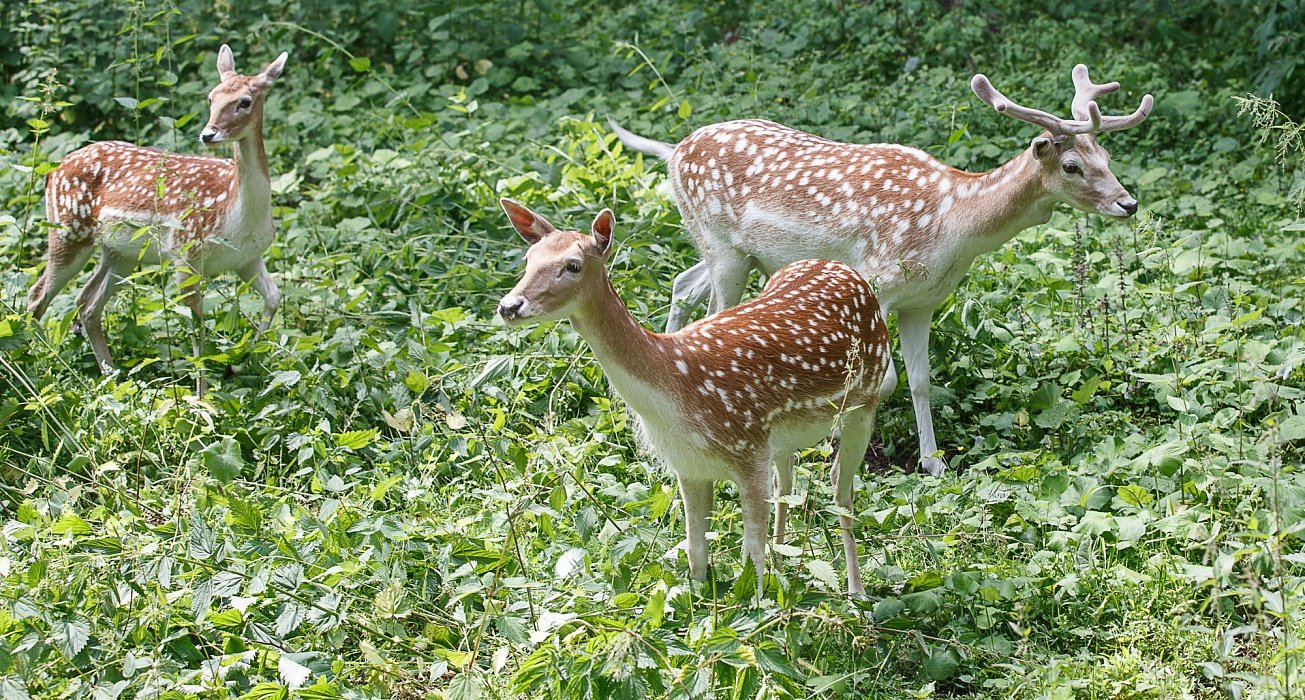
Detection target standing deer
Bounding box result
[497,199,890,596]
[27,44,288,380]
[610,65,1153,476]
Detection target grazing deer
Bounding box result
[610,64,1153,476]
[497,199,890,597]
[27,44,288,379]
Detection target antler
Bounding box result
[971,65,1153,137]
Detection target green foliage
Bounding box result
[1,0,1304,698]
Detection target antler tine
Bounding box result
[1097,93,1155,132]
[1070,64,1120,121]
[971,73,1096,137]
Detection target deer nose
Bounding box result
[200,129,217,143]
[498,297,524,320]
[1118,198,1138,217]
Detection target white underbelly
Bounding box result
[96,214,271,275]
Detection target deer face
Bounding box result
[200,45,288,146]
[972,65,1151,219]
[1034,135,1138,218]
[497,199,614,325]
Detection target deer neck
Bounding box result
[230,108,271,219]
[946,148,1054,246]
[567,276,672,417]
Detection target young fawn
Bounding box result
[27,44,287,380]
[497,199,890,596]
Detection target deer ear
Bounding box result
[259,52,289,83]
[1030,136,1056,160]
[217,44,237,80]
[592,209,615,255]
[500,198,557,244]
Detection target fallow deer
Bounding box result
[497,199,890,596]
[27,44,288,380]
[610,65,1153,476]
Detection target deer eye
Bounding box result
[1062,161,1082,175]
[565,260,582,274]
[238,96,253,109]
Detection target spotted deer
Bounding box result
[497,199,890,597]
[27,44,288,378]
[610,65,1153,476]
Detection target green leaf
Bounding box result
[804,560,840,590]
[900,590,941,614]
[52,512,93,536]
[295,679,340,699]
[447,673,480,700]
[872,597,906,622]
[1278,414,1305,441]
[271,369,302,387]
[189,516,217,560]
[209,608,244,630]
[906,570,943,591]
[924,647,960,680]
[240,683,288,700]
[0,676,31,700]
[370,474,403,501]
[203,437,245,484]
[53,619,90,659]
[334,429,378,450]
[278,653,313,689]
[404,369,430,393]
[349,57,372,72]
[1116,484,1154,507]
[677,99,692,119]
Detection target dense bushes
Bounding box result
[0,1,1302,698]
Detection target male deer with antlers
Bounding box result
[27,44,287,380]
[611,65,1153,476]
[497,199,890,596]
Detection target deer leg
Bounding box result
[29,229,97,320]
[666,261,712,333]
[833,408,874,596]
[74,254,134,373]
[738,465,773,601]
[897,308,944,476]
[773,456,794,544]
[877,354,899,402]
[237,257,280,331]
[175,268,208,395]
[677,475,714,583]
[705,255,750,316]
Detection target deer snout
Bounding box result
[1116,196,1138,217]
[200,128,222,144]
[497,295,529,323]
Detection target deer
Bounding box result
[609,64,1153,476]
[496,199,891,597]
[26,44,288,385]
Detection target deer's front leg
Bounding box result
[238,257,280,331]
[737,466,773,602]
[897,308,944,476]
[677,475,714,583]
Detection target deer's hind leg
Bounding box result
[28,230,96,321]
[74,252,137,372]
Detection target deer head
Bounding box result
[200,44,288,146]
[972,64,1153,218]
[497,198,615,324]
